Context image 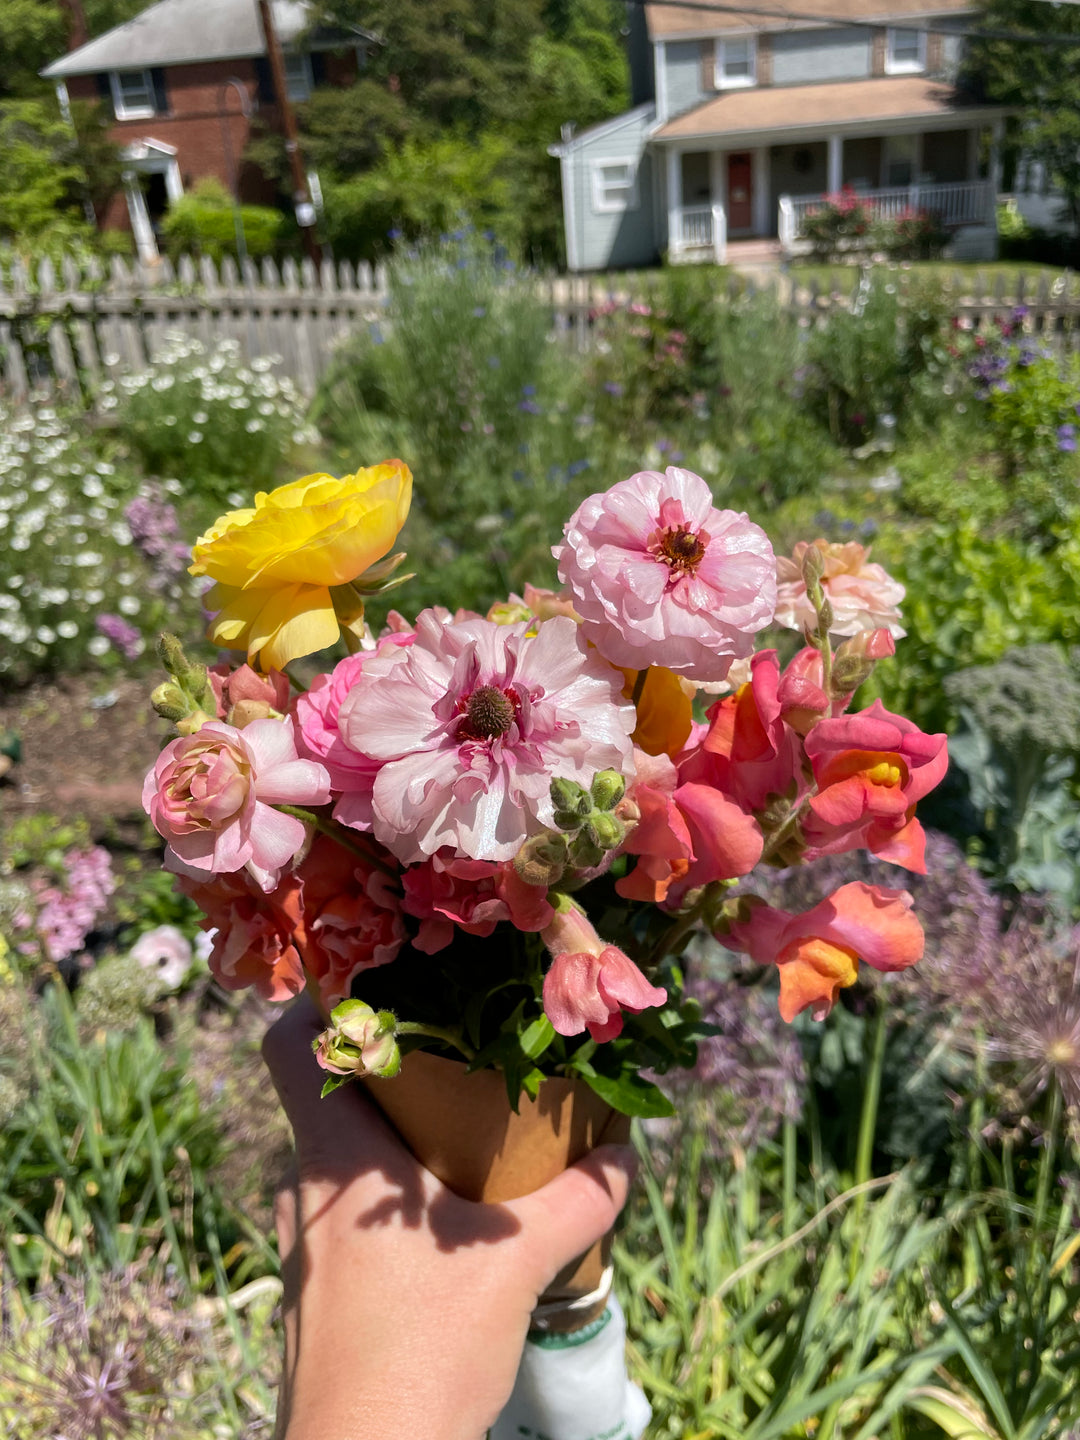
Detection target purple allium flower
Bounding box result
[603,381,623,397]
[656,951,806,1156]
[1058,423,1077,453]
[518,399,541,415]
[95,613,142,661]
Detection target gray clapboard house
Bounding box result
[551,0,1007,270]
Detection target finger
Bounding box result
[510,1143,637,1282]
[261,993,412,1178]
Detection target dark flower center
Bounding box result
[657,526,707,573]
[462,685,516,739]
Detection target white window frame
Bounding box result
[110,69,156,120]
[283,50,314,102]
[885,27,927,75]
[591,158,639,214]
[714,34,757,90]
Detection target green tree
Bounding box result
[967,0,1080,244]
[0,99,96,253]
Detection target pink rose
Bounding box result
[176,871,306,1001]
[554,467,776,683]
[143,717,331,891]
[775,540,906,639]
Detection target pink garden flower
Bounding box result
[143,717,331,891]
[554,468,776,683]
[724,881,925,1022]
[336,609,635,863]
[775,540,906,639]
[801,700,948,873]
[176,871,306,1002]
[401,851,554,954]
[541,904,666,1042]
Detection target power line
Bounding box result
[634,0,1080,46]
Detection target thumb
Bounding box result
[510,1143,638,1284]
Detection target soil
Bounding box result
[0,672,169,830]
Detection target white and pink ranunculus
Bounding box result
[554,467,776,683]
[541,903,666,1043]
[774,540,906,639]
[335,609,635,864]
[142,717,331,892]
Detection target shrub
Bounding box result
[0,404,197,684]
[800,186,875,262]
[160,178,285,263]
[880,206,950,261]
[108,334,313,512]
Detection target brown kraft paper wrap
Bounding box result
[364,1050,631,1332]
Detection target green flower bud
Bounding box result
[589,770,626,812]
[550,777,591,820]
[157,631,189,679]
[313,1000,400,1086]
[514,831,568,888]
[817,597,835,633]
[586,812,625,852]
[151,682,189,722]
[831,654,874,693]
[801,543,826,586]
[568,832,605,870]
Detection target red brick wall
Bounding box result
[67,49,359,232]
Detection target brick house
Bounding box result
[550,0,1009,269]
[42,0,373,261]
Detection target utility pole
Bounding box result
[255,0,320,264]
[59,0,88,49]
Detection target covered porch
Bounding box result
[655,77,1006,265]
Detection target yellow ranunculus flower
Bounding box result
[190,461,412,671]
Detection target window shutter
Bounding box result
[254,56,275,104]
[95,71,111,101]
[150,67,169,113]
[700,38,715,93]
[927,31,944,74]
[310,51,327,86]
[871,27,886,77]
[757,33,772,86]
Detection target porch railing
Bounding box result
[778,179,996,250]
[672,204,727,264]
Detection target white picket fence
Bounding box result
[2,251,1079,407]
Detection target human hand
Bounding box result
[262,995,637,1440]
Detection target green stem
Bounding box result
[849,1000,887,1283]
[782,1116,797,1239]
[277,805,398,877]
[396,1021,476,1063]
[1033,1079,1062,1261]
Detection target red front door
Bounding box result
[727,153,753,231]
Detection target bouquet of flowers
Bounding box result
[142,461,945,1438]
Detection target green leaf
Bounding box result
[519,1014,555,1060]
[319,1073,353,1098]
[581,1069,675,1119]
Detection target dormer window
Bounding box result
[715,35,756,89]
[110,68,156,119]
[885,27,926,75]
[284,51,314,102]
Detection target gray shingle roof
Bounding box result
[42,0,358,78]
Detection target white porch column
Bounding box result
[752,147,769,235]
[827,132,843,195]
[123,172,158,264]
[666,146,682,260]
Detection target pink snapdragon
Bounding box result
[335,610,635,863]
[142,717,331,891]
[401,851,554,954]
[775,540,906,639]
[541,904,666,1043]
[724,881,925,1021]
[554,468,776,682]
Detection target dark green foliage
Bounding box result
[160,178,286,263]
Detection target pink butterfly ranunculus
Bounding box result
[554,467,776,683]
